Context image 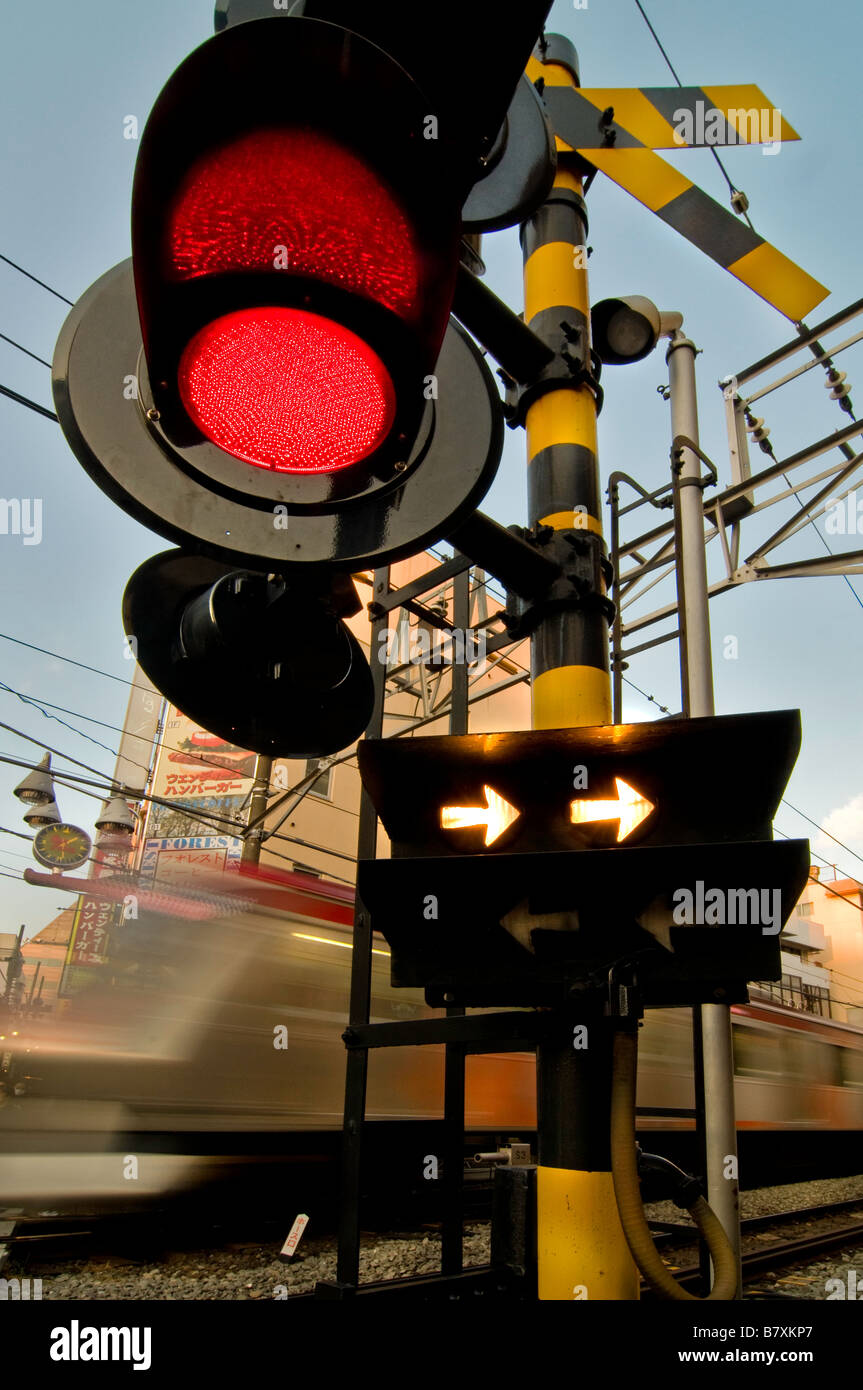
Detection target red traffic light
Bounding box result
[166,128,420,313]
[177,307,396,473]
[132,17,462,476]
[53,12,508,571]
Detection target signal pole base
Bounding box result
[537,1167,639,1301]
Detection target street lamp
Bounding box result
[94,798,137,835]
[22,798,61,829]
[13,752,55,806]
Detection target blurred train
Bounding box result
[1,865,862,1207]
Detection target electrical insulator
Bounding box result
[825,370,852,401]
[746,415,770,443]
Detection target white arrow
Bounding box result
[570,777,654,842]
[499,899,580,952]
[440,785,520,847]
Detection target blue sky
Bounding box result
[1,0,862,939]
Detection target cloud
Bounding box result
[812,793,863,869]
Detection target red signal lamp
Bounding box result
[131,17,462,481]
[177,306,397,473]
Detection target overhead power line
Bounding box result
[0,251,73,305]
[633,0,756,230]
[0,679,142,766]
[0,381,57,421]
[0,629,136,688]
[0,331,53,369]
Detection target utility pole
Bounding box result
[241,755,273,868]
[2,925,25,1006]
[667,327,742,1294]
[524,34,638,1301]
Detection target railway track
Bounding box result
[645,1197,863,1295]
[5,1195,862,1302]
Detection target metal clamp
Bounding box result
[605,958,643,1024]
[670,434,718,489]
[499,321,604,429]
[503,526,614,640]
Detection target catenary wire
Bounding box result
[632,0,756,230]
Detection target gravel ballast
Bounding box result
[9,1172,863,1301]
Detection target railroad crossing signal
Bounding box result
[122,550,375,757]
[130,16,461,477]
[357,710,810,1007]
[51,6,561,754]
[53,16,509,572]
[530,58,828,321]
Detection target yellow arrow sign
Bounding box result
[570,778,654,842]
[441,785,520,847]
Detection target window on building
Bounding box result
[801,982,831,1018]
[795,901,813,917]
[780,973,803,1009]
[304,759,333,800]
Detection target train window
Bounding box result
[823,1044,844,1087]
[731,1024,785,1077]
[841,1049,863,1089]
[786,1035,843,1086]
[638,1010,693,1070]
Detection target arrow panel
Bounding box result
[358,710,803,857]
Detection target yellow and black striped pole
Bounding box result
[524,34,639,1302]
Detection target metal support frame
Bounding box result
[667,329,741,1298]
[441,562,469,1276]
[611,299,863,688]
[605,308,863,1294]
[319,555,536,1299]
[334,566,389,1293]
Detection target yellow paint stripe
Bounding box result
[524,241,589,322]
[526,388,597,457]
[527,57,573,87]
[577,86,677,149]
[552,167,583,195]
[701,86,799,143]
[586,147,691,211]
[532,666,611,730]
[728,242,829,321]
[539,509,603,537]
[537,1167,639,1300]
